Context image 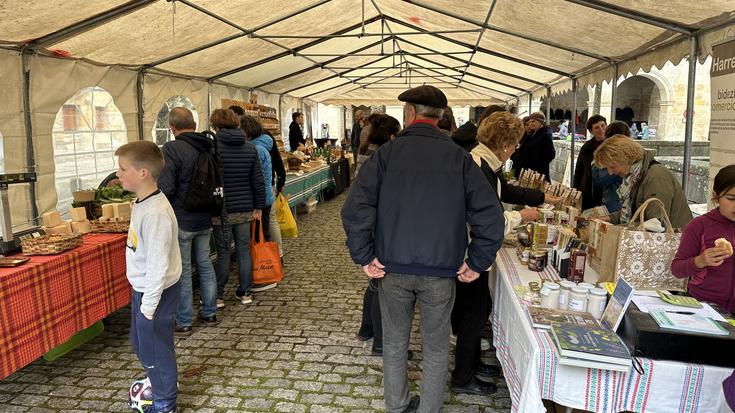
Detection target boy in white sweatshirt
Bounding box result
[115,141,182,413]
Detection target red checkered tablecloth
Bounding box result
[0,233,129,379]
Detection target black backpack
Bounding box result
[178,131,224,216]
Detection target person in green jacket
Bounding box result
[593,135,693,230]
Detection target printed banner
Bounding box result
[709,38,735,208]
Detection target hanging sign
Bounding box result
[709,38,735,208]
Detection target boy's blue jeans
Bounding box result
[130,281,180,412]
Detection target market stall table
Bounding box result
[0,233,129,380]
[491,247,733,413]
[283,165,336,208]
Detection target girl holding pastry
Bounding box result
[672,165,735,313]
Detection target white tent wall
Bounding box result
[29,55,138,218]
[0,50,32,230]
[143,73,209,135]
[210,83,250,112]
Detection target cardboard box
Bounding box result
[71,220,92,234]
[113,202,131,220]
[70,207,88,222]
[42,211,62,228]
[45,221,73,235]
[101,204,115,219]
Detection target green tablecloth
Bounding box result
[284,165,335,207]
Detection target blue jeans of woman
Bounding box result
[213,222,252,297]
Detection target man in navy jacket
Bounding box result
[341,86,504,413]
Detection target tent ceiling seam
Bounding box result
[280,55,394,94]
[563,0,693,35]
[409,58,517,98]
[460,0,497,83]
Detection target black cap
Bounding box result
[397,85,448,109]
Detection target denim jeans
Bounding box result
[175,228,218,327]
[379,273,455,413]
[213,222,251,297]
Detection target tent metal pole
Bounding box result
[407,48,529,93]
[408,0,610,62]
[303,66,403,98]
[207,81,213,131]
[460,0,497,83]
[253,38,388,89]
[546,86,552,122]
[407,68,503,99]
[610,64,618,121]
[281,56,397,95]
[147,0,333,68]
[395,30,546,86]
[383,16,572,77]
[570,79,577,187]
[528,93,533,115]
[563,0,691,35]
[20,51,39,222]
[256,29,481,39]
[682,36,698,198]
[23,0,156,49]
[209,15,382,80]
[136,70,145,140]
[408,56,518,97]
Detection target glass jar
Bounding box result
[520,249,530,265]
[528,251,547,271]
[568,286,588,312]
[540,282,560,309]
[578,282,595,293]
[588,288,608,319]
[529,282,542,306]
[558,280,575,310]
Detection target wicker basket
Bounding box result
[21,232,83,255]
[90,219,129,233]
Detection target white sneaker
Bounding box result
[449,334,457,346]
[251,282,278,292]
[216,299,225,309]
[238,294,253,304]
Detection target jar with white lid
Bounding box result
[578,282,595,292]
[558,280,575,310]
[540,282,560,309]
[568,286,588,312]
[587,288,608,319]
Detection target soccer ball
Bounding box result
[128,377,153,413]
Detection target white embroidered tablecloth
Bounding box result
[492,247,734,413]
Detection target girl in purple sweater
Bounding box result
[671,165,735,313]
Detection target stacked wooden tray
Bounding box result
[90,219,129,233]
[21,233,83,255]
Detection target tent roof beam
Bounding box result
[251,37,390,89]
[563,0,692,35]
[257,28,481,39]
[280,55,394,94]
[407,0,611,62]
[23,0,157,49]
[409,62,516,98]
[146,0,332,68]
[384,15,571,77]
[208,14,382,80]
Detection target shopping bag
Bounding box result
[614,198,686,291]
[596,222,624,283]
[250,218,284,284]
[275,193,298,239]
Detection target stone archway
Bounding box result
[615,72,674,139]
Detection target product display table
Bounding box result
[491,247,733,413]
[284,165,335,207]
[0,233,129,380]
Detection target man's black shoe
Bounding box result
[371,348,414,360]
[402,395,420,413]
[451,377,497,396]
[197,313,218,327]
[475,362,502,382]
[174,325,192,337]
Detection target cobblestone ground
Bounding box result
[0,192,511,413]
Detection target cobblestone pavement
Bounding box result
[0,192,511,412]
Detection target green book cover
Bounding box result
[551,322,631,365]
[527,306,599,330]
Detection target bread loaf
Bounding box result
[715,238,733,257]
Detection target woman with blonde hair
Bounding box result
[450,111,539,397]
[593,135,692,229]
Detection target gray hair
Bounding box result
[168,107,196,130]
[411,103,444,119]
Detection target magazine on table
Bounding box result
[527,306,599,330]
[649,308,729,336]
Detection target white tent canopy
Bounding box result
[0,0,733,224]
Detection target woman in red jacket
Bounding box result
[671,165,735,313]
